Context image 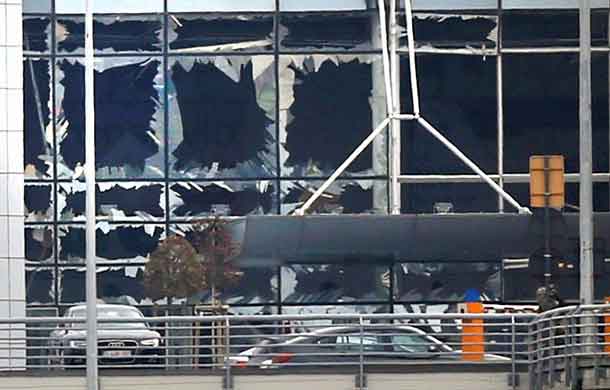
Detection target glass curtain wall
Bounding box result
[22,0,610,313]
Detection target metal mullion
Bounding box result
[163,0,171,235]
[497,0,504,212]
[274,0,281,214]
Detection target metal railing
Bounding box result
[0,307,608,386]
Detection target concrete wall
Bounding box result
[0,373,530,390]
[0,0,26,370]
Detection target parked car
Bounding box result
[229,324,509,368]
[48,304,163,367]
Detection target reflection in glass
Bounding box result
[58,182,165,221]
[56,16,163,54]
[170,181,276,218]
[168,56,276,178]
[58,224,165,263]
[24,59,53,178]
[281,264,390,303]
[169,14,273,53]
[56,58,164,179]
[394,262,501,302]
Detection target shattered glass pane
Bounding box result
[58,182,165,221]
[281,264,390,304]
[59,266,146,305]
[168,56,276,179]
[56,15,163,54]
[503,54,591,173]
[402,184,497,213]
[58,224,165,264]
[23,17,51,53]
[25,226,54,264]
[56,57,165,179]
[398,12,497,51]
[504,183,610,213]
[169,14,274,53]
[191,267,278,306]
[24,58,53,178]
[25,183,53,222]
[279,55,385,178]
[502,11,608,48]
[26,267,54,304]
[168,1,274,12]
[281,305,390,319]
[401,55,497,174]
[280,180,381,215]
[592,53,609,173]
[169,181,276,219]
[393,262,501,302]
[279,12,377,51]
[406,0,497,10]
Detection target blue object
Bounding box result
[464,288,481,302]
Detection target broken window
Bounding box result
[56,15,163,54]
[170,181,276,218]
[24,58,53,178]
[169,14,274,53]
[401,55,497,174]
[502,10,608,48]
[169,56,276,178]
[23,17,51,53]
[59,266,146,304]
[280,1,368,12]
[504,183,609,213]
[193,267,278,305]
[402,183,497,213]
[280,180,377,215]
[26,267,54,304]
[279,12,376,51]
[55,0,163,14]
[25,183,53,222]
[56,58,164,179]
[281,304,390,317]
[393,262,501,302]
[399,12,497,51]
[280,56,381,177]
[58,182,165,221]
[58,224,165,264]
[25,226,54,263]
[503,54,583,173]
[281,264,390,304]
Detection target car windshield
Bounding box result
[69,307,147,329]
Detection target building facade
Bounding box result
[2,0,609,319]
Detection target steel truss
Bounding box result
[295,0,531,216]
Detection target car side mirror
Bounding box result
[428,345,439,353]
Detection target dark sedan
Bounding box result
[48,304,163,367]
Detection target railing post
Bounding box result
[224,317,232,390]
[511,315,517,390]
[358,316,365,390]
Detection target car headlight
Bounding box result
[140,338,160,347]
[69,340,87,348]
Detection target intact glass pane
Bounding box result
[402,183,497,213]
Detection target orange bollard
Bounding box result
[605,297,610,354]
[462,301,485,361]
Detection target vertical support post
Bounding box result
[544,157,552,288]
[511,315,517,390]
[496,0,504,213]
[461,290,484,362]
[84,0,98,389]
[578,0,594,306]
[358,316,365,390]
[389,0,401,214]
